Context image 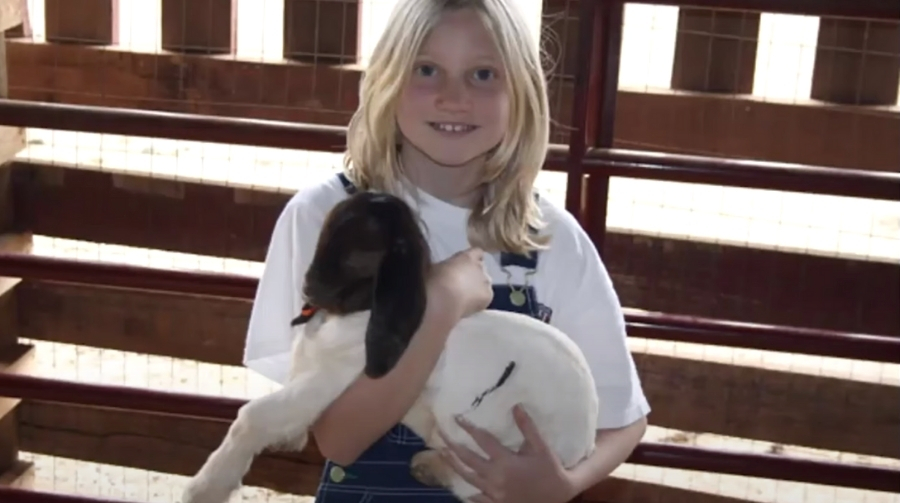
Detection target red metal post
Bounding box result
[581,1,624,253]
[563,0,605,224]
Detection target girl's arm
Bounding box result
[310,287,458,465]
[563,417,648,495]
[312,249,492,465]
[242,195,445,463]
[242,193,491,466]
[548,215,651,434]
[544,212,651,492]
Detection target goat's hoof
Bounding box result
[410,450,447,487]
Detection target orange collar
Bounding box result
[291,303,319,326]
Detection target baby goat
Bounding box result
[181,190,599,503]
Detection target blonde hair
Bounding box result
[343,0,551,255]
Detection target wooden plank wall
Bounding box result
[1,0,899,501]
[0,0,36,490]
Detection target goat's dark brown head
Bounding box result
[300,191,431,379]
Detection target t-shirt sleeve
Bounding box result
[243,197,323,385]
[547,222,651,430]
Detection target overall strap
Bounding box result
[499,250,538,269]
[336,172,357,195]
[499,191,542,269]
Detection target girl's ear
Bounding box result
[364,238,429,379]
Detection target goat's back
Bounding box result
[293,308,600,469]
[429,309,599,469]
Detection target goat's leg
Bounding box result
[182,368,358,503]
[410,420,483,500]
[409,411,454,489]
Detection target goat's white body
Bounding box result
[182,309,599,502]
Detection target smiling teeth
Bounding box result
[432,123,475,132]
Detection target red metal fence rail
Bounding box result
[1,99,897,202]
[0,487,135,503]
[0,370,897,492]
[1,252,898,363]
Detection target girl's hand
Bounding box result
[439,405,577,503]
[428,247,493,320]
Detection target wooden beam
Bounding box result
[6,39,358,126]
[18,281,251,366]
[6,40,899,171]
[0,344,35,418]
[671,8,761,94]
[1,16,33,482]
[14,279,900,459]
[0,460,33,489]
[18,401,324,496]
[0,281,34,489]
[0,20,25,167]
[0,264,34,487]
[611,85,899,173]
[11,164,899,337]
[12,165,284,261]
[160,0,237,55]
[14,400,815,503]
[0,30,31,481]
[586,477,777,503]
[636,352,898,460]
[0,344,36,482]
[0,127,23,168]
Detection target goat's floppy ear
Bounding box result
[364,238,428,379]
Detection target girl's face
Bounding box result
[396,8,510,170]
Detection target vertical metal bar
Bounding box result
[584,1,625,253]
[564,0,605,224]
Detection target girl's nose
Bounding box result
[436,78,471,111]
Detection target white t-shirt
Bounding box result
[243,172,651,430]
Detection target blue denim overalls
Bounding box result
[312,173,553,502]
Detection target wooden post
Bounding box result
[0,0,36,488]
[811,18,900,105]
[283,0,360,64]
[44,0,118,45]
[671,8,761,94]
[161,0,237,55]
[0,2,25,169]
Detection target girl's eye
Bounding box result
[473,68,494,81]
[415,64,437,77]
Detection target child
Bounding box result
[243,0,650,501]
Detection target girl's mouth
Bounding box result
[429,122,478,134]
